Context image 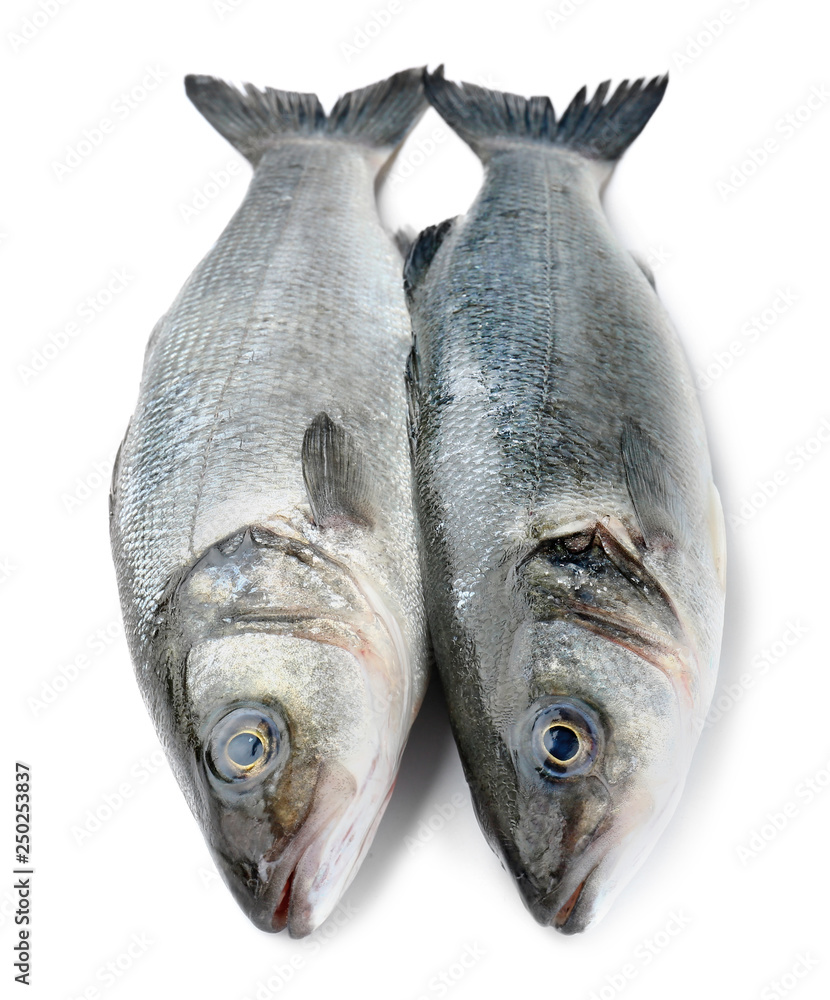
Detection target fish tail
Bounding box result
[185,68,428,167]
[424,67,668,164]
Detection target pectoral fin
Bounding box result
[301,413,375,529]
[620,419,689,549]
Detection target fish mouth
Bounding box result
[266,778,395,937]
[267,828,335,936]
[552,875,591,932]
[221,763,347,936]
[271,863,298,933]
[537,865,598,934]
[510,838,608,935]
[236,828,324,935]
[550,861,609,934]
[236,764,396,937]
[512,798,675,934]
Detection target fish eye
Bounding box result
[531,700,600,779]
[206,708,281,784]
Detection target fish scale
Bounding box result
[116,142,417,645]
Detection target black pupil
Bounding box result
[544,725,580,763]
[226,732,264,766]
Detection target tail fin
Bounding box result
[424,68,668,163]
[185,67,427,166]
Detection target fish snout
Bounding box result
[504,773,612,931]
[509,848,605,933]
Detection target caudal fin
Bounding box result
[185,67,427,166]
[424,68,668,163]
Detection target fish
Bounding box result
[403,70,726,933]
[109,68,430,937]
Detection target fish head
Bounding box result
[467,617,691,934]
[152,529,413,937]
[177,630,403,936]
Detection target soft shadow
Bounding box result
[345,673,458,908]
[687,394,754,777]
[686,529,749,786]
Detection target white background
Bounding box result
[3,0,829,998]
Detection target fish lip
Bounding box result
[238,836,315,934]
[239,839,316,935]
[239,861,297,934]
[270,863,297,933]
[550,867,596,934]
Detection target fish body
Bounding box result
[404,72,726,932]
[110,70,429,936]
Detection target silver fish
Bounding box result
[109,69,429,936]
[404,70,726,933]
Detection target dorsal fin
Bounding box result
[301,413,375,529]
[393,226,416,259]
[403,218,455,299]
[404,341,421,460]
